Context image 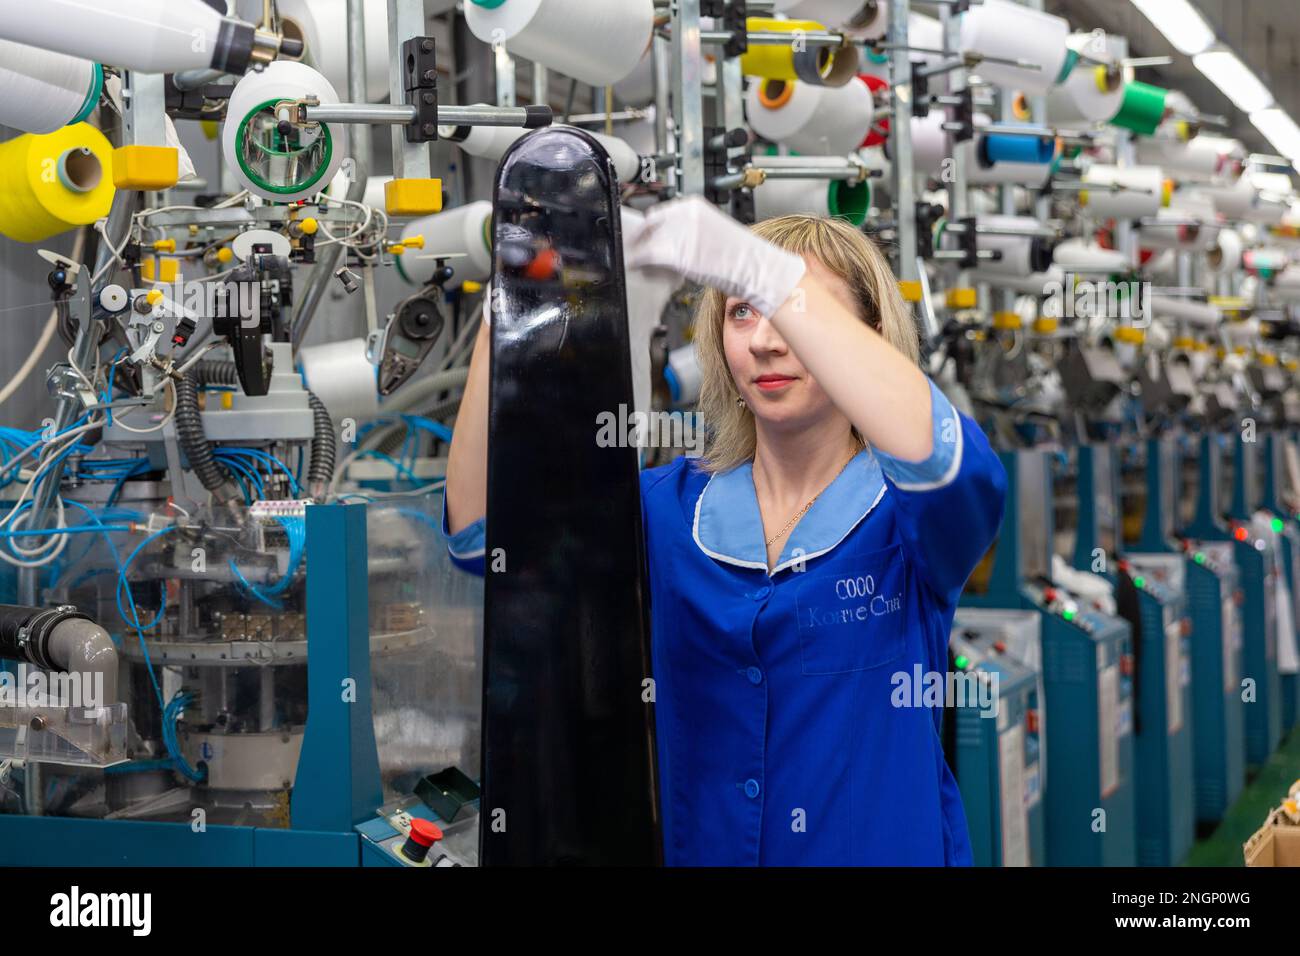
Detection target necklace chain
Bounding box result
[762,452,857,549]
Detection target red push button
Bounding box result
[409,818,443,847]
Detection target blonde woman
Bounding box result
[445,197,1006,865]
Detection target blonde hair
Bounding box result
[693,215,921,474]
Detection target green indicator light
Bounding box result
[1063,609,1076,621]
[1194,552,1206,564]
[955,655,970,670]
[1134,576,1145,588]
[1272,518,1284,533]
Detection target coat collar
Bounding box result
[691,447,886,576]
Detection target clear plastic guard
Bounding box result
[0,702,129,767]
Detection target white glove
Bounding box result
[622,195,808,317]
[622,208,682,423]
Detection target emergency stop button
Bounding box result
[399,818,444,864]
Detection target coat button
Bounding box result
[752,584,772,601]
[743,778,761,799]
[746,666,763,685]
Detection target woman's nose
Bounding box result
[749,314,788,354]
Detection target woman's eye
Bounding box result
[728,303,753,320]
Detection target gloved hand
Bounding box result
[622,195,808,317]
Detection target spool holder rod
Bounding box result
[303,102,552,128]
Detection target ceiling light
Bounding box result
[1194,48,1274,114]
[1250,108,1300,163]
[1130,0,1216,56]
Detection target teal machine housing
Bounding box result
[1261,432,1300,737]
[963,449,1136,866]
[1093,439,1194,865]
[948,609,1045,867]
[1225,433,1282,766]
[1181,434,1246,823]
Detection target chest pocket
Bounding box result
[794,544,908,675]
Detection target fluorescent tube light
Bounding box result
[1194,48,1274,114]
[1130,0,1216,56]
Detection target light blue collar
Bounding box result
[691,447,886,576]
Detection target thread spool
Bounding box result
[959,0,1070,94]
[360,175,392,211]
[1047,38,1124,125]
[845,1,889,40]
[1052,238,1130,273]
[1207,229,1243,274]
[963,125,1056,186]
[890,109,948,176]
[774,0,866,25]
[859,74,889,147]
[614,50,655,107]
[399,201,494,288]
[979,131,1055,166]
[964,215,1055,275]
[1110,82,1169,136]
[740,18,860,87]
[1244,247,1290,273]
[298,338,380,423]
[275,0,391,103]
[465,0,654,88]
[906,13,944,65]
[1273,266,1300,302]
[1079,164,1166,219]
[746,77,875,155]
[0,39,102,135]
[665,343,702,405]
[1138,207,1206,251]
[1241,174,1290,225]
[620,105,659,157]
[222,61,346,203]
[0,123,114,242]
[1201,175,1257,219]
[1136,135,1236,181]
[452,118,642,182]
[1149,296,1221,328]
[752,173,871,225]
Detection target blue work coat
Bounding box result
[445,377,1007,865]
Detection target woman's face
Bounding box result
[722,255,860,433]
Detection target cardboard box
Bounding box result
[1244,809,1300,866]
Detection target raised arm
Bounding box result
[624,196,934,463]
[445,314,490,536]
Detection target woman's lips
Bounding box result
[754,375,796,391]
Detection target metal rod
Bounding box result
[567,108,652,125]
[698,30,847,48]
[888,0,917,283]
[293,0,373,353]
[673,0,705,196]
[945,222,1057,238]
[305,102,546,129]
[652,27,675,194]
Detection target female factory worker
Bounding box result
[444,197,1007,866]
